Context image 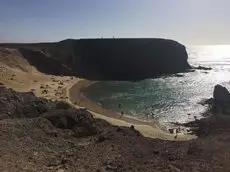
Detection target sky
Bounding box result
[0,0,229,45]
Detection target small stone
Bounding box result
[41,90,48,94]
[33,152,38,156]
[61,159,68,164]
[97,135,106,143]
[84,165,89,169]
[106,165,112,170]
[116,127,122,132]
[153,150,159,155]
[130,125,135,130]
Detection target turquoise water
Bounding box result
[84,45,230,124]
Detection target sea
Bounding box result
[83,45,230,125]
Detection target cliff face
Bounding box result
[75,39,190,80]
[0,38,191,80]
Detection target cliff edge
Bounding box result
[0,38,191,80]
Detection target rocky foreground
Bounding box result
[0,86,230,172]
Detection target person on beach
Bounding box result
[174,128,178,139]
[120,111,124,118]
[118,103,123,118]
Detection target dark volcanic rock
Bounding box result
[0,87,56,119]
[213,84,230,104]
[194,66,212,70]
[18,48,73,76]
[56,101,72,109]
[199,85,230,116]
[0,86,98,137]
[75,38,191,80]
[43,108,97,137]
[0,38,191,80]
[186,85,230,136]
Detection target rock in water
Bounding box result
[213,84,230,103]
[195,66,212,70]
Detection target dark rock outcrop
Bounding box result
[0,86,98,137]
[0,87,56,119]
[43,108,97,137]
[194,66,212,70]
[56,101,72,109]
[0,38,191,80]
[213,84,230,104]
[199,85,230,115]
[74,38,191,80]
[18,48,73,75]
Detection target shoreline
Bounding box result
[69,80,158,125]
[68,79,196,140]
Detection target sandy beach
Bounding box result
[68,80,196,140]
[0,64,194,140]
[0,48,195,141]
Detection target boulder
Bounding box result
[0,87,56,119]
[43,108,97,137]
[213,84,230,104]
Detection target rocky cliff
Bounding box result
[0,38,191,80]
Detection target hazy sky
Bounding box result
[0,0,229,44]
